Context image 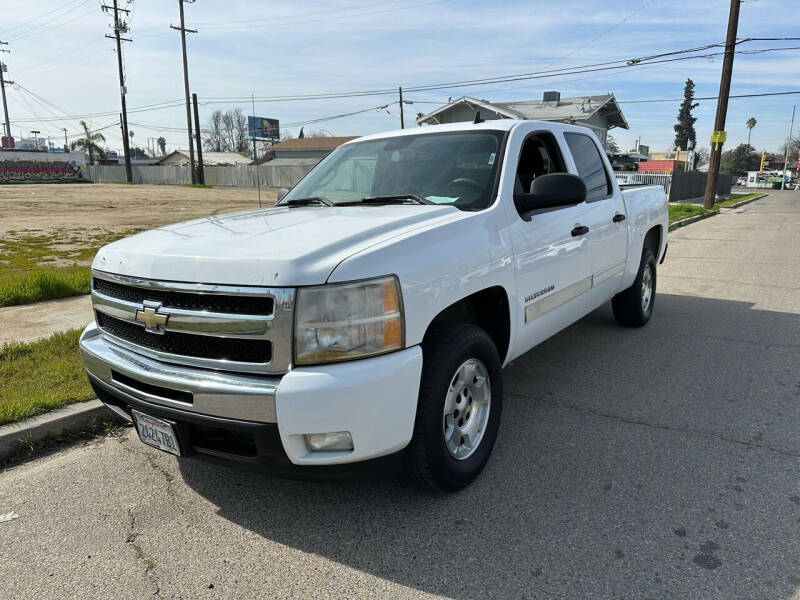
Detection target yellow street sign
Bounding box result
[711,130,727,143]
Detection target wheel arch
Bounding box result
[643,224,663,259]
[422,286,511,363]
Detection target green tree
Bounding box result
[720,143,758,175]
[69,120,106,165]
[673,79,699,150]
[745,117,757,146]
[157,137,167,156]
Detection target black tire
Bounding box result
[612,247,657,327]
[404,323,503,492]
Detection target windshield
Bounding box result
[282,130,506,211]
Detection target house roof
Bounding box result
[251,157,321,167]
[268,136,358,151]
[157,151,252,166]
[418,95,629,130]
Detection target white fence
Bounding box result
[614,171,672,196]
[84,164,315,188]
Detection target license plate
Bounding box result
[132,410,181,456]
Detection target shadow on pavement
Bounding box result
[179,293,800,599]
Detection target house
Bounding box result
[255,136,358,163]
[416,92,628,144]
[157,151,251,166]
[636,159,683,173]
[647,150,690,171]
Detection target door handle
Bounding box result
[571,225,589,237]
[613,213,626,223]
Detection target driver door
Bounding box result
[506,130,592,358]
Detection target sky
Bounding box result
[0,0,797,156]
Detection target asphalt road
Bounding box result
[2,191,799,600]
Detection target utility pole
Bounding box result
[703,0,740,209]
[0,41,11,144]
[781,104,795,191]
[192,93,204,185]
[399,86,405,129]
[102,0,133,183]
[171,0,197,184]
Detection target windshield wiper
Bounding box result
[283,196,333,207]
[341,194,434,206]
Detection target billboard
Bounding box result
[248,116,279,140]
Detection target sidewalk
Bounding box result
[0,295,92,346]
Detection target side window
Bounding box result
[564,133,611,201]
[515,134,565,195]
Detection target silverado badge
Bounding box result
[135,301,169,334]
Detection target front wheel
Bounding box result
[612,247,657,327]
[404,324,503,492]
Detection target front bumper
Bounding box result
[79,322,423,472]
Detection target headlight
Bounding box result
[294,275,404,365]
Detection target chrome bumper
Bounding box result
[79,322,279,423]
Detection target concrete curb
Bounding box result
[668,193,768,231]
[0,399,124,459]
[722,193,768,210]
[668,210,717,231]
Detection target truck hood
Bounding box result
[93,204,462,286]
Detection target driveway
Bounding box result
[1,191,799,599]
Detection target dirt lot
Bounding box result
[0,183,277,237]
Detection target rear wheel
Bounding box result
[404,324,503,492]
[612,248,657,327]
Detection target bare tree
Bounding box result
[204,110,223,152]
[203,108,251,153]
[221,111,236,152]
[232,108,250,153]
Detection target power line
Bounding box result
[6,40,800,125]
[540,0,658,71]
[617,90,800,104]
[190,0,403,28]
[0,0,86,36]
[190,0,452,31]
[4,2,97,43]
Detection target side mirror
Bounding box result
[277,187,290,202]
[514,173,587,215]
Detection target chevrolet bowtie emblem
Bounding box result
[135,302,169,333]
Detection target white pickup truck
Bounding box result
[80,119,667,491]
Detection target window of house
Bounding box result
[564,133,611,201]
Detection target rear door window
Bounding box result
[564,133,611,201]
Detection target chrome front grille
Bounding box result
[91,270,294,374]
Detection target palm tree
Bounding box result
[70,120,106,165]
[746,117,757,146]
[157,136,167,156]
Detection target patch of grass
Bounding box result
[0,329,94,426]
[184,183,208,188]
[0,228,139,307]
[716,192,762,208]
[668,203,715,224]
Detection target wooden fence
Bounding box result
[85,164,314,188]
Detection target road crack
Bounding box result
[125,508,161,596]
[512,392,800,458]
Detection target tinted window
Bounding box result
[515,134,565,195]
[564,133,611,201]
